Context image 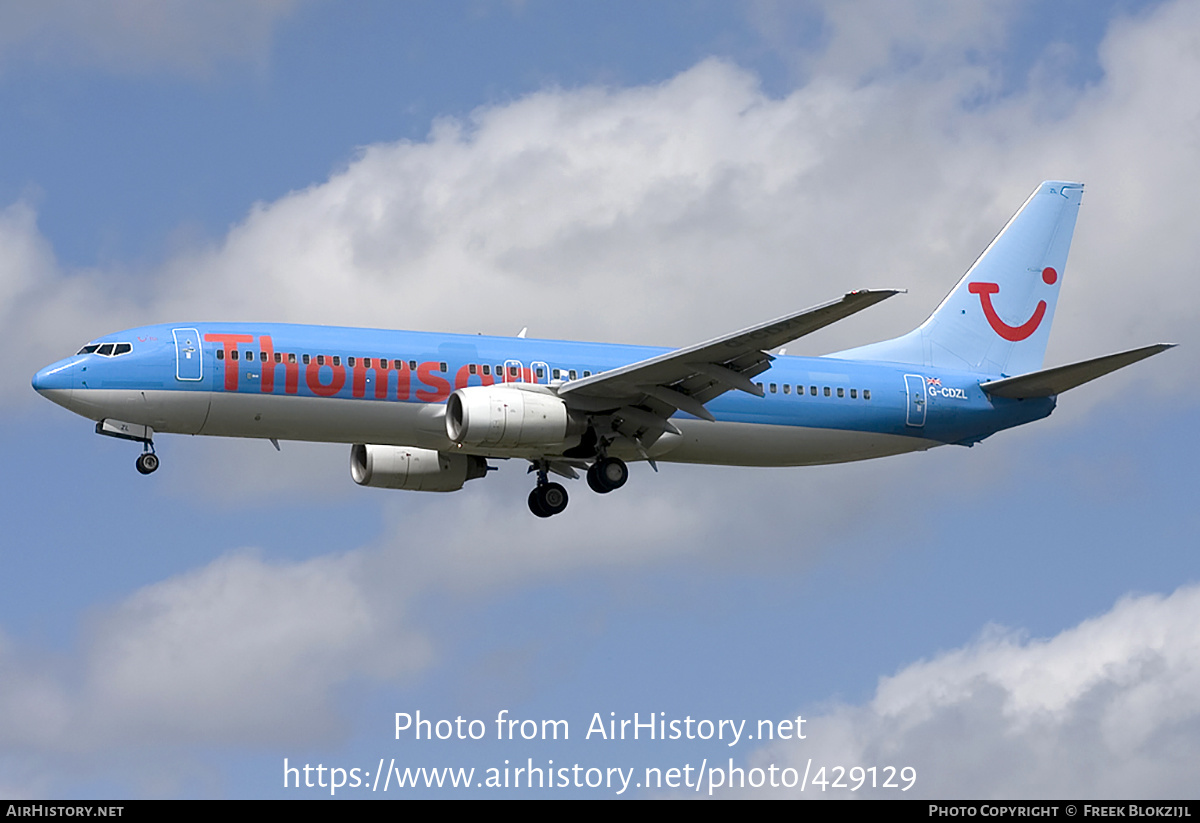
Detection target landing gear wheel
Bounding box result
[528,488,551,518]
[528,482,569,517]
[540,482,568,515]
[586,457,628,494]
[135,452,159,475]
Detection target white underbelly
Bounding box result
[654,420,938,467]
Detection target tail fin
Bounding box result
[833,181,1083,376]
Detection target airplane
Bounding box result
[32,181,1172,517]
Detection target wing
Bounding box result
[558,290,901,435]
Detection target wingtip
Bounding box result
[848,288,906,297]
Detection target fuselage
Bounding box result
[32,322,1055,467]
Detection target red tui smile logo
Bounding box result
[968,267,1058,341]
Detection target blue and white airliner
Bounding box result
[32,182,1171,516]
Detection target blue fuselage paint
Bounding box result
[32,322,1055,467]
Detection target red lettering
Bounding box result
[455,364,496,390]
[386,360,412,400]
[351,359,368,398]
[416,361,451,402]
[203,333,253,391]
[257,335,300,394]
[350,359,409,400]
[306,357,346,397]
[259,335,276,392]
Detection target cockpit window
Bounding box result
[76,342,133,357]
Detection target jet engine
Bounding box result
[350,444,487,492]
[446,385,585,448]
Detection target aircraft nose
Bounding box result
[32,360,75,400]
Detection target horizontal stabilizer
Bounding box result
[980,344,1174,399]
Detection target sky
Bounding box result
[1,0,1198,799]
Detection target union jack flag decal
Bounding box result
[926,377,942,386]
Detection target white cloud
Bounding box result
[0,0,297,77]
[7,1,1195,413]
[733,585,1200,799]
[0,551,431,751]
[3,0,1198,796]
[0,440,973,758]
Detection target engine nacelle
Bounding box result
[446,385,583,448]
[350,444,487,492]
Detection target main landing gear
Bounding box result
[526,456,630,518]
[586,456,628,494]
[528,465,569,518]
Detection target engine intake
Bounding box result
[446,385,583,448]
[350,444,487,492]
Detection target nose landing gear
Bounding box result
[95,419,159,475]
[135,448,159,475]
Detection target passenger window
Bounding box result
[583,371,591,377]
[810,386,817,396]
[824,387,830,397]
[216,349,225,360]
[230,349,239,361]
[260,351,268,362]
[274,353,282,363]
[483,365,490,376]
[303,355,310,365]
[439,362,447,372]
[837,388,844,398]
[395,360,403,370]
[347,357,355,367]
[509,366,518,377]
[469,364,477,375]
[769,383,777,393]
[316,355,325,366]
[244,351,252,361]
[783,384,791,394]
[864,389,871,400]
[568,370,577,380]
[850,389,857,399]
[288,353,297,364]
[333,356,341,367]
[536,368,545,379]
[410,361,418,371]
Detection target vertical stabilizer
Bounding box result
[832,181,1083,376]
